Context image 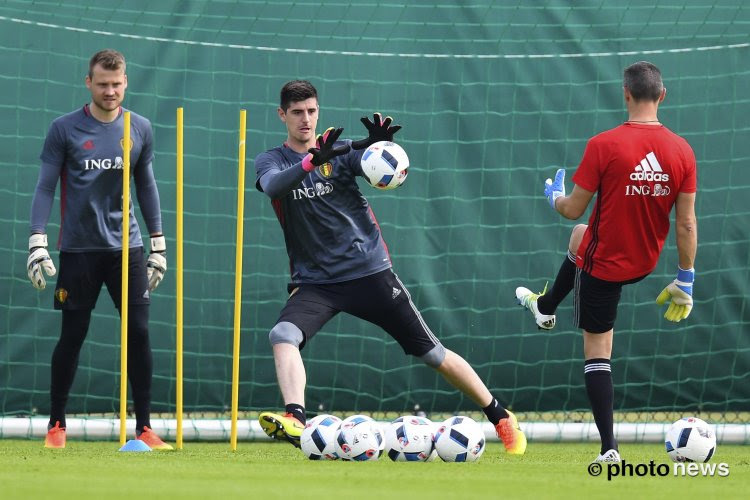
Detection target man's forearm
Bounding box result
[676,220,697,270]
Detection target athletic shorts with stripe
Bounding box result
[53,248,151,310]
[277,269,441,356]
[574,268,646,333]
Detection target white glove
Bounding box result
[147,234,167,292]
[27,234,56,290]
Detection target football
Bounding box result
[665,417,716,462]
[300,414,342,460]
[335,414,385,461]
[434,416,486,462]
[360,141,409,190]
[384,415,436,462]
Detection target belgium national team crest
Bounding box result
[55,288,68,304]
[318,162,333,178]
[119,137,134,151]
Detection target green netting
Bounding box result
[0,0,748,420]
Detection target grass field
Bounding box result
[1,440,747,499]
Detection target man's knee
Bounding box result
[268,321,304,348]
[419,343,446,368]
[569,224,588,254]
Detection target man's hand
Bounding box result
[303,127,351,171]
[656,267,694,322]
[544,168,566,209]
[351,113,402,150]
[27,233,56,290]
[147,234,167,292]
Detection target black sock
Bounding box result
[537,251,576,315]
[584,358,617,454]
[482,398,509,425]
[285,404,306,425]
[50,309,93,430]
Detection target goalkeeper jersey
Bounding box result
[255,142,392,284]
[31,105,161,252]
[30,105,162,251]
[572,122,697,281]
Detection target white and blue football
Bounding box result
[384,415,435,462]
[360,141,409,190]
[335,414,385,461]
[665,417,716,463]
[434,416,485,463]
[300,414,342,460]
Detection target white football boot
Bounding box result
[515,285,556,330]
[594,449,621,463]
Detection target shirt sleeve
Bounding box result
[133,119,162,234]
[571,137,604,193]
[255,151,308,199]
[678,142,697,194]
[343,141,365,177]
[30,121,65,234]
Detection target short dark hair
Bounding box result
[88,49,126,79]
[280,80,318,111]
[623,61,663,102]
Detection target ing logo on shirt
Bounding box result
[84,157,124,170]
[624,151,672,197]
[318,162,333,178]
[291,182,334,200]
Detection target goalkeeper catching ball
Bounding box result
[515,61,697,463]
[253,80,526,456]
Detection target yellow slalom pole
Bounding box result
[176,107,184,450]
[119,111,131,447]
[230,109,247,451]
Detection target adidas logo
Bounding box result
[392,287,401,299]
[630,152,669,181]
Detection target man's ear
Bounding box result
[277,107,286,123]
[623,86,632,103]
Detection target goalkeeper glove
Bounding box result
[350,113,402,150]
[27,233,57,290]
[544,168,566,209]
[656,267,694,322]
[302,127,351,171]
[147,234,167,292]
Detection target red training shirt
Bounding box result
[572,122,697,281]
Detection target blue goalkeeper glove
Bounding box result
[544,168,566,209]
[656,267,694,322]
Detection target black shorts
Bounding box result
[54,248,150,310]
[574,268,646,333]
[276,269,441,356]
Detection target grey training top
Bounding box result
[30,105,162,251]
[255,141,392,284]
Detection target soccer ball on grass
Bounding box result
[300,414,342,460]
[384,415,435,462]
[335,414,385,461]
[665,417,716,462]
[434,416,485,462]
